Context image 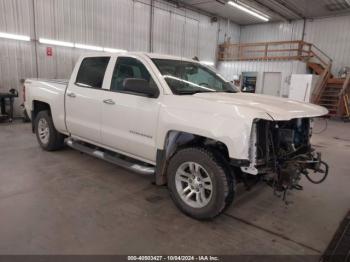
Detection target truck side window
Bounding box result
[76,57,110,89]
[110,57,157,92]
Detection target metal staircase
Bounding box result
[309,62,350,117]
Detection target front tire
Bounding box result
[34,110,64,151]
[167,147,235,220]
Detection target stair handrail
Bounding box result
[218,40,310,61]
[307,43,333,68]
[305,42,333,105]
[339,73,350,97]
[218,40,333,66]
[311,62,332,104]
[335,73,350,116]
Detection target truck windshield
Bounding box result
[152,59,237,95]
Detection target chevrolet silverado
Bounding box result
[24,52,329,219]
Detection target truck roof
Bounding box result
[80,52,197,63]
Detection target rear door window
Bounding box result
[76,57,110,89]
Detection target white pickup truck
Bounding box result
[24,52,329,219]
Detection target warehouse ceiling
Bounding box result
[177,0,350,24]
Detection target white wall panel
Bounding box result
[0,0,34,36]
[0,0,36,115]
[304,15,350,75]
[183,17,199,58]
[152,7,171,54]
[198,15,218,62]
[240,20,304,43]
[217,60,307,97]
[133,1,151,52]
[218,18,240,44]
[153,2,201,59]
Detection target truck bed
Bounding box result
[27,78,69,85]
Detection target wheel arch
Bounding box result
[31,100,51,132]
[155,130,231,185]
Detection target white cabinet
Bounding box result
[288,74,319,102]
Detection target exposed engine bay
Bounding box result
[242,118,329,201]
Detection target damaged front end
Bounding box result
[242,118,329,201]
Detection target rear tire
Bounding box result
[167,147,235,220]
[34,110,65,151]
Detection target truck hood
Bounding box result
[193,92,328,120]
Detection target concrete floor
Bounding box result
[0,119,349,255]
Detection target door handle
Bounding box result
[67,92,76,98]
[103,99,115,105]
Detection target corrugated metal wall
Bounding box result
[0,0,222,116]
[33,0,219,78]
[34,0,152,79]
[304,15,350,75]
[240,20,304,43]
[0,0,36,115]
[218,60,307,97]
[218,18,240,44]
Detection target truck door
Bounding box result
[100,56,161,163]
[65,56,111,143]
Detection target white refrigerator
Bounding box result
[288,74,319,102]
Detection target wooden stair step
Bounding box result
[322,93,340,97]
[308,62,325,75]
[325,87,342,90]
[321,94,339,97]
[308,62,324,69]
[320,101,338,105]
[320,98,339,101]
[320,96,339,99]
[320,103,338,106]
[326,84,343,87]
[323,90,340,93]
[320,100,339,104]
[320,104,338,108]
[321,93,339,96]
[327,78,345,85]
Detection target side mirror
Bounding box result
[123,78,159,98]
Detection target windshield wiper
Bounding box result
[175,90,214,95]
[216,90,237,93]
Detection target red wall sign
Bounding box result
[46,47,53,57]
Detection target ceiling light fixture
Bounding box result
[38,38,128,53]
[103,47,127,53]
[75,43,104,51]
[0,32,31,41]
[39,38,127,53]
[228,1,269,22]
[39,38,74,47]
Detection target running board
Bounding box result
[65,138,155,175]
